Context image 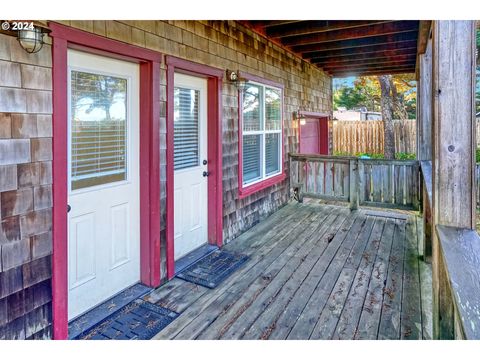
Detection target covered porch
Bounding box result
[149,202,431,340]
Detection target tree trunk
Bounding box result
[389,77,409,120]
[378,75,395,159]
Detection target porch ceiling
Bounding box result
[242,20,422,77]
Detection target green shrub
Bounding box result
[333,151,416,160]
[333,151,351,157]
[476,149,480,163]
[395,152,416,160]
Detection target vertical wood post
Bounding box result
[349,158,359,210]
[417,39,433,161]
[431,20,477,339]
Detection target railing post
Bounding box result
[349,158,359,210]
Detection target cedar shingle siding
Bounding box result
[0,33,53,339]
[0,20,331,339]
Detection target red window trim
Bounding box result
[165,56,224,279]
[237,72,286,199]
[49,22,162,340]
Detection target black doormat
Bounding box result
[69,284,151,339]
[176,250,249,289]
[73,300,178,340]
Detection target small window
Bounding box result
[70,70,128,190]
[174,87,200,171]
[239,79,284,195]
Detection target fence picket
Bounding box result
[332,119,417,155]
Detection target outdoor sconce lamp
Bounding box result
[296,111,306,126]
[226,70,248,91]
[15,21,51,54]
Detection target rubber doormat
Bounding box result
[69,284,151,339]
[73,300,179,340]
[176,250,249,289]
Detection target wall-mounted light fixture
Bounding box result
[296,111,306,126]
[16,21,50,53]
[226,70,248,91]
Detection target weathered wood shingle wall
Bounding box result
[0,33,53,339]
[59,20,332,268]
[0,20,331,338]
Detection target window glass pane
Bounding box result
[243,134,262,184]
[265,133,280,176]
[70,70,127,190]
[242,84,263,132]
[265,87,281,130]
[174,87,200,170]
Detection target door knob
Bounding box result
[67,204,71,213]
[203,171,210,177]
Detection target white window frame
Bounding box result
[241,80,283,188]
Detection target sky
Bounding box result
[332,76,356,91]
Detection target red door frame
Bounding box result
[165,56,223,279]
[298,111,330,155]
[49,23,162,339]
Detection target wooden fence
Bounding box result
[332,120,417,155]
[290,153,420,210]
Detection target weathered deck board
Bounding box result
[154,207,320,339]
[400,217,422,339]
[417,216,433,340]
[151,202,432,340]
[244,215,366,340]
[377,220,406,339]
[354,218,395,339]
[217,211,351,339]
[332,217,383,339]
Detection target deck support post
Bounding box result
[418,32,433,259]
[431,20,477,340]
[349,159,359,210]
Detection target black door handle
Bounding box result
[203,171,210,177]
[203,159,208,165]
[67,204,71,213]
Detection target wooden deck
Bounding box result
[150,202,432,340]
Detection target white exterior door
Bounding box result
[67,50,140,320]
[173,73,209,260]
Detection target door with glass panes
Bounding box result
[173,73,209,260]
[67,49,140,319]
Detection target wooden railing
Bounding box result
[420,160,480,339]
[289,154,420,211]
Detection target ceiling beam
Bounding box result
[310,48,417,64]
[316,54,416,67]
[321,59,416,71]
[266,20,390,39]
[281,21,419,46]
[303,40,418,60]
[322,61,416,73]
[331,68,415,77]
[247,20,302,28]
[290,31,418,54]
[417,20,432,54]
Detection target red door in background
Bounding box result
[299,116,329,154]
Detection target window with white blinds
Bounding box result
[70,70,128,190]
[241,82,282,187]
[174,87,200,170]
